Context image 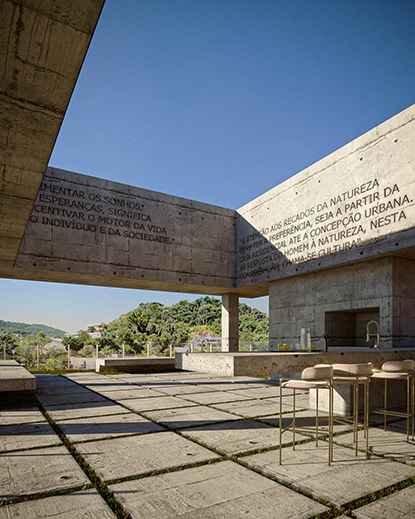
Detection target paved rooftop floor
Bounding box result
[1,370,415,518]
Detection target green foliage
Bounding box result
[62,335,83,352]
[0,319,66,337]
[0,332,19,353]
[101,296,268,352]
[3,297,268,366]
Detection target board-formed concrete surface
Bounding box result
[179,390,256,405]
[179,419,307,456]
[74,431,221,481]
[92,387,161,399]
[353,484,415,519]
[143,405,241,429]
[36,390,109,407]
[96,357,176,373]
[44,400,130,421]
[148,384,218,396]
[338,426,415,465]
[212,398,304,418]
[0,489,117,519]
[241,441,415,508]
[120,395,198,412]
[110,460,329,519]
[0,360,36,391]
[2,371,415,518]
[57,412,164,443]
[176,348,415,376]
[0,422,62,452]
[0,445,90,499]
[0,407,46,426]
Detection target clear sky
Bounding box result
[2,0,414,333]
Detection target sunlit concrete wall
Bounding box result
[236,104,415,287]
[15,167,236,294]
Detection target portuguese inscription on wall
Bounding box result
[238,178,414,281]
[28,176,174,245]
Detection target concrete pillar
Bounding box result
[222,293,239,352]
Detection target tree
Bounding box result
[0,332,19,354]
[62,335,84,352]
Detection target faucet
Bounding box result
[366,320,380,349]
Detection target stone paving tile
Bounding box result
[212,399,299,418]
[353,483,415,519]
[265,392,311,407]
[0,407,46,426]
[0,422,62,452]
[81,382,133,392]
[258,409,352,434]
[0,445,90,499]
[36,391,109,407]
[137,380,199,389]
[110,460,329,519]
[337,426,415,465]
[241,442,415,508]
[63,376,107,384]
[143,405,240,429]
[121,396,197,412]
[99,387,161,399]
[44,401,130,421]
[108,375,165,384]
[36,384,91,396]
[233,376,278,383]
[0,488,117,519]
[149,384,217,396]
[195,382,271,391]
[180,390,255,405]
[74,431,220,481]
[179,419,307,456]
[229,386,282,399]
[36,374,76,385]
[58,412,165,442]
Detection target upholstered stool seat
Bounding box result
[279,365,333,465]
[371,359,415,441]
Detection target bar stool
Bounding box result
[279,364,333,465]
[331,363,373,455]
[371,359,415,441]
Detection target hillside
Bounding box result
[100,296,269,351]
[0,320,67,338]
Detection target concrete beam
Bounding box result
[0,0,104,279]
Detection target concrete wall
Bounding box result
[269,257,394,349]
[15,167,236,293]
[236,104,415,287]
[393,257,415,347]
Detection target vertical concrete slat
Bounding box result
[222,293,239,352]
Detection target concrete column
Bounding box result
[222,293,239,352]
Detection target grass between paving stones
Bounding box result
[0,482,94,508]
[6,379,411,518]
[34,400,133,519]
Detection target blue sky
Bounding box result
[2,0,415,332]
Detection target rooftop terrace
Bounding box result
[1,370,415,518]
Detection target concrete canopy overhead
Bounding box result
[0,0,105,284]
[1,0,415,302]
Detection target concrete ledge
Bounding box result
[0,360,37,391]
[175,348,415,377]
[96,357,176,373]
